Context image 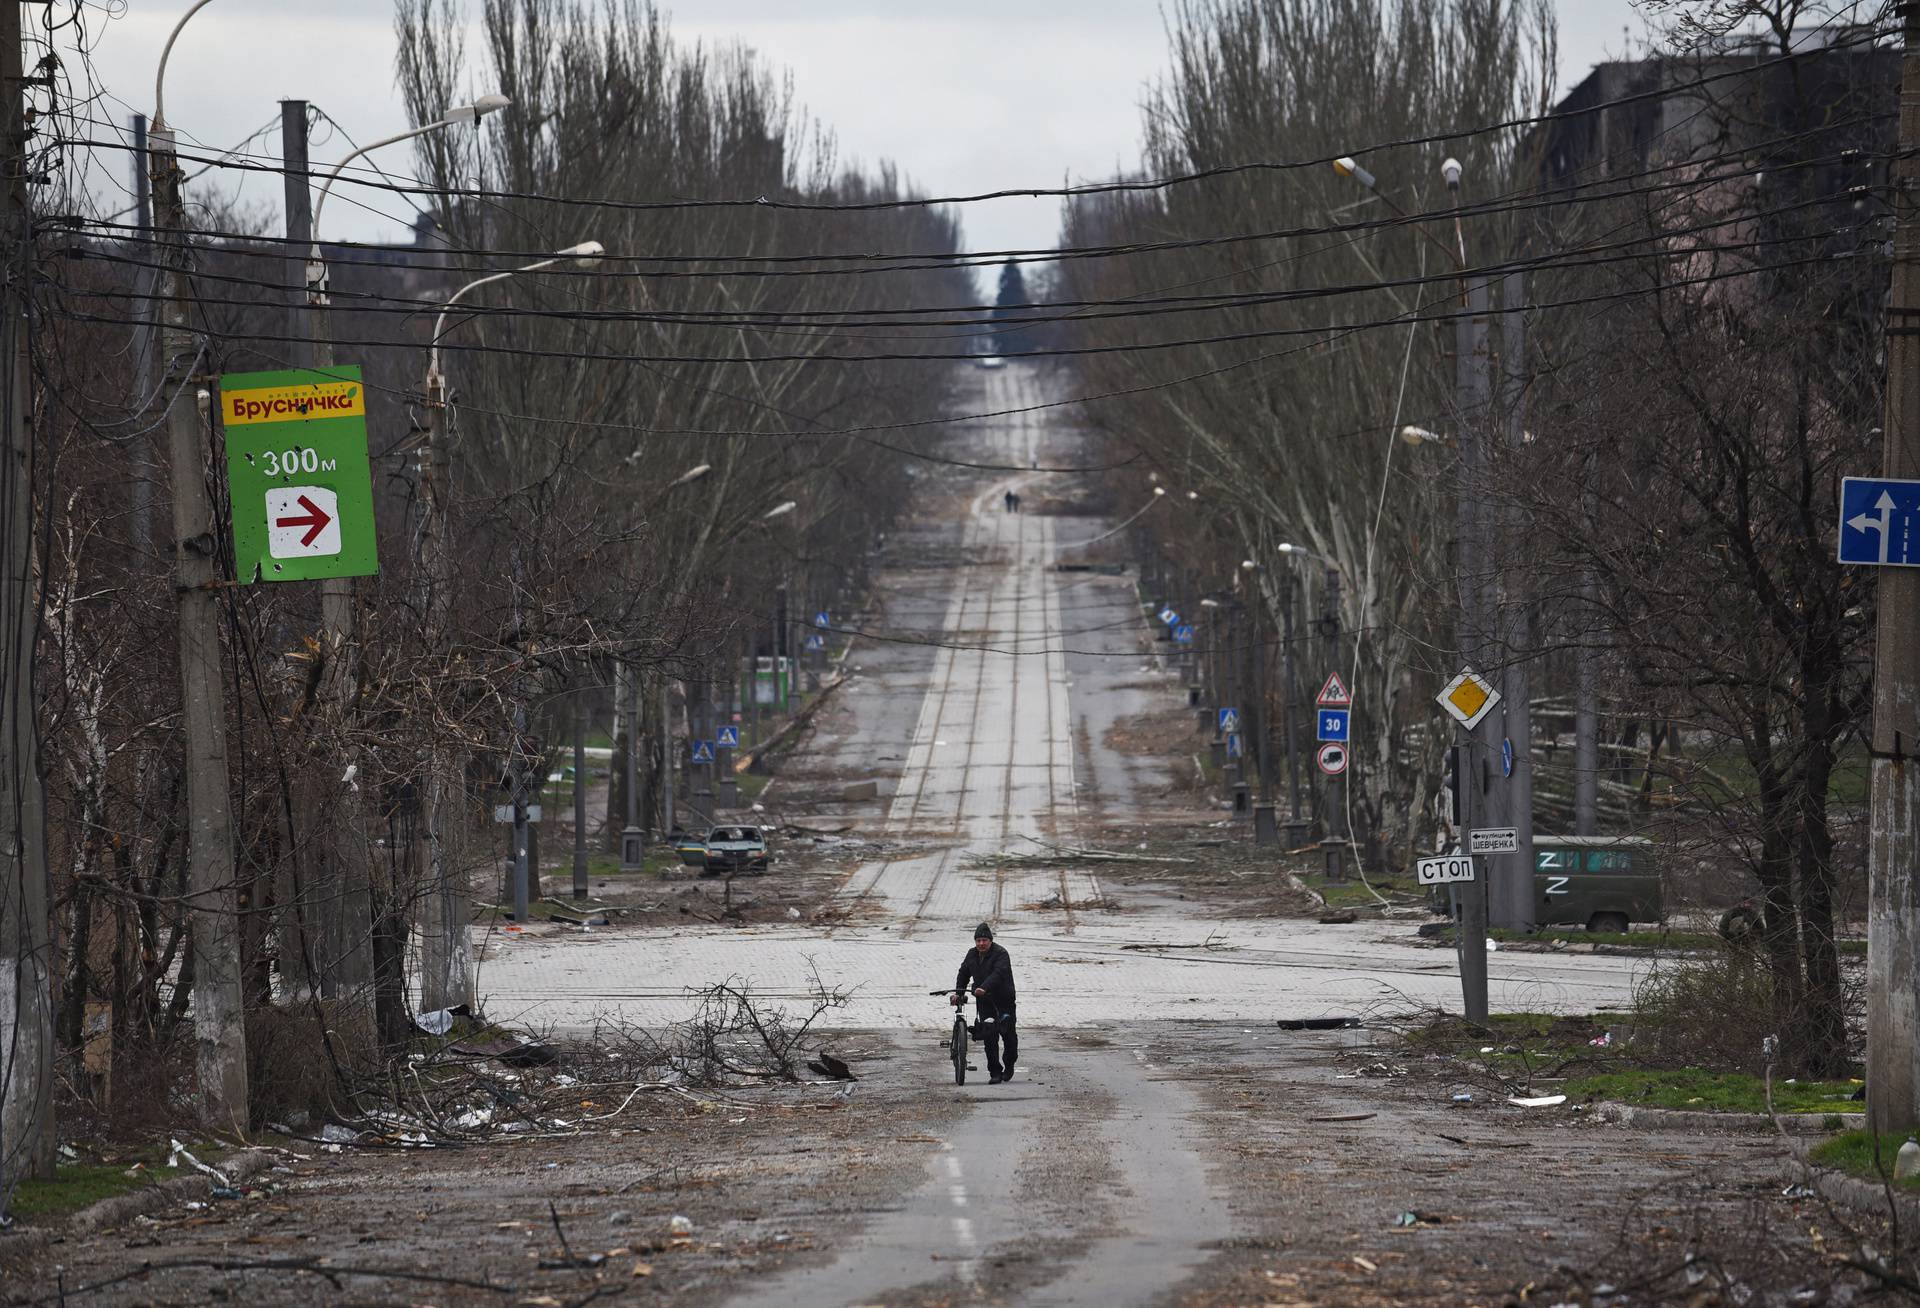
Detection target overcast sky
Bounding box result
[74,1,1656,255]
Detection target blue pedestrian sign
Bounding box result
[1217,707,1240,733]
[717,725,740,748]
[805,632,826,651]
[1173,623,1194,644]
[1317,708,1350,743]
[814,611,831,628]
[1226,732,1244,759]
[1839,476,1920,566]
[690,740,716,764]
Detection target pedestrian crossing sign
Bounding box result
[690,740,715,764]
[717,726,740,747]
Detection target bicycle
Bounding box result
[928,989,1004,1085]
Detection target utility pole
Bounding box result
[572,686,588,900]
[1494,269,1535,930]
[414,351,468,1006]
[1454,275,1493,1024]
[129,112,153,558]
[300,134,373,996]
[619,667,643,870]
[660,679,676,836]
[152,89,248,1133]
[1280,571,1307,845]
[0,0,54,1194]
[1867,0,1920,1137]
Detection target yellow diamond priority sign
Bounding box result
[1438,667,1500,730]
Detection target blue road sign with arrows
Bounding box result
[1217,707,1240,733]
[1840,476,1920,566]
[1226,732,1244,759]
[1317,709,1351,743]
[717,725,740,748]
[690,740,715,764]
[1173,623,1194,644]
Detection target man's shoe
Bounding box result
[988,1074,1004,1084]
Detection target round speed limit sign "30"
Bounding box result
[1316,742,1348,775]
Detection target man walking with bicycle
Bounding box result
[953,922,1017,1083]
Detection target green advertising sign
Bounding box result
[219,366,379,584]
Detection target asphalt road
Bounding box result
[477,361,1654,1306]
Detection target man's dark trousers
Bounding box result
[983,1006,1017,1080]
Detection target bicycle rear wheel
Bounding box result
[951,1014,967,1085]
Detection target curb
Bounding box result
[1594,1101,1863,1134]
[1806,1164,1920,1223]
[1,1147,277,1260]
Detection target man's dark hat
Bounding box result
[973,922,993,940]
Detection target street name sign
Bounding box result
[1468,827,1519,855]
[690,740,715,764]
[1317,708,1350,742]
[1839,476,1920,566]
[1316,671,1352,707]
[1217,707,1240,733]
[221,366,378,583]
[1437,668,1500,730]
[716,725,740,748]
[1316,742,1348,775]
[1416,854,1476,886]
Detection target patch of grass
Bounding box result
[1565,1067,1862,1114]
[4,1139,228,1223]
[8,1162,153,1220]
[1306,871,1420,910]
[1810,1131,1920,1187]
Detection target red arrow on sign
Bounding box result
[274,493,332,547]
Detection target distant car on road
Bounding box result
[702,825,770,875]
[976,354,1005,370]
[672,829,708,867]
[1533,836,1662,933]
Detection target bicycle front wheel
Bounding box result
[951,1014,967,1085]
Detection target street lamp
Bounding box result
[1400,425,1447,446]
[763,500,798,521]
[414,236,605,954]
[1331,152,1467,276]
[305,93,512,300]
[427,240,604,384]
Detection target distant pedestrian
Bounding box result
[1003,490,1016,513]
[1010,492,1022,513]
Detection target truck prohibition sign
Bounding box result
[1416,855,1477,886]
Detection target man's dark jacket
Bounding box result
[956,943,1016,1013]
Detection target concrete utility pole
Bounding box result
[661,679,676,836]
[572,687,588,900]
[1493,270,1535,931]
[1279,571,1307,844]
[129,112,153,558]
[152,68,248,1132]
[413,341,470,1006]
[0,0,55,1193]
[1867,0,1920,1137]
[1454,274,1493,1024]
